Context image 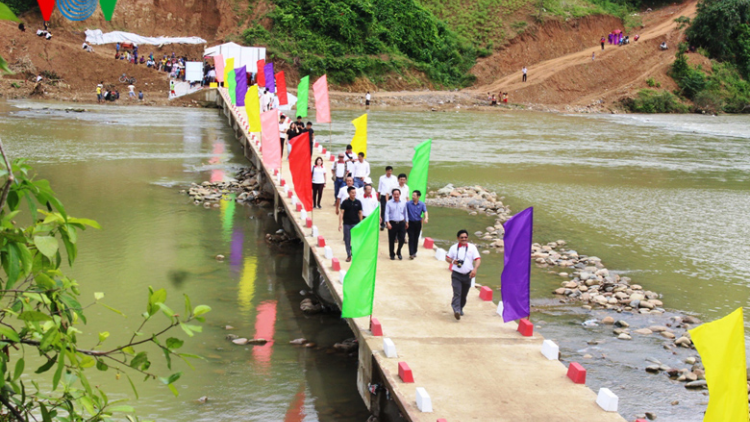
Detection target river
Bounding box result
[1,100,749,421]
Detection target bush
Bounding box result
[624,89,689,113]
[646,77,656,87]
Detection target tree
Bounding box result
[0,2,21,74]
[0,135,211,422]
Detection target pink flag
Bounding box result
[214,55,224,83]
[313,75,331,124]
[261,110,281,172]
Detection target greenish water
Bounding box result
[2,100,749,421]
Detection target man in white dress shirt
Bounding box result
[396,173,410,200]
[335,176,362,214]
[352,152,370,188]
[445,230,482,320]
[360,184,379,220]
[377,166,397,231]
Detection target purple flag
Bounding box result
[501,207,533,322]
[264,63,275,93]
[235,66,248,107]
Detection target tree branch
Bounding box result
[0,137,15,212]
[0,394,25,422]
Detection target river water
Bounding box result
[1,100,749,421]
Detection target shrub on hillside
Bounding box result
[687,0,750,78]
[623,89,689,113]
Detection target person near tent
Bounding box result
[608,32,613,45]
[600,35,605,50]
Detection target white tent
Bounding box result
[204,42,266,74]
[85,29,206,46]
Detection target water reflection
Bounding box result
[238,256,257,315]
[252,300,278,367]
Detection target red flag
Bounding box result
[37,0,54,20]
[289,132,312,212]
[276,71,288,105]
[261,110,280,172]
[313,75,331,124]
[257,60,266,86]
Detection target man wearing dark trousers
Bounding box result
[445,229,481,321]
[385,189,408,260]
[406,190,428,259]
[377,166,397,231]
[338,187,363,262]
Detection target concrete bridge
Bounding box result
[214,88,628,422]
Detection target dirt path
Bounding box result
[473,1,698,107]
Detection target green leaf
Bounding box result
[109,405,135,413]
[80,396,96,416]
[96,360,109,372]
[179,323,194,337]
[129,352,148,369]
[34,236,59,259]
[167,383,179,397]
[121,346,135,355]
[157,302,175,318]
[98,331,110,343]
[80,356,96,368]
[35,273,56,290]
[160,371,182,385]
[52,352,64,390]
[125,373,139,399]
[100,302,125,317]
[0,325,20,343]
[193,305,212,316]
[68,217,101,229]
[13,358,24,381]
[183,324,202,333]
[94,292,105,301]
[40,403,52,422]
[6,243,20,288]
[166,337,184,350]
[183,294,192,320]
[35,356,57,374]
[39,327,59,350]
[0,2,20,22]
[18,311,53,322]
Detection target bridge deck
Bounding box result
[217,89,626,422]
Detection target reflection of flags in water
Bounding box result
[284,385,306,422]
[252,300,277,367]
[689,308,748,422]
[230,230,244,274]
[237,256,257,314]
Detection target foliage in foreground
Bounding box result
[0,138,211,422]
[623,89,689,113]
[687,0,750,79]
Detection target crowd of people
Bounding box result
[488,92,509,105]
[114,44,198,82]
[604,31,639,48]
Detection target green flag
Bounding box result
[228,69,237,105]
[409,139,432,198]
[296,76,309,118]
[341,207,379,318]
[99,0,117,21]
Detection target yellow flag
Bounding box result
[246,85,262,132]
[351,114,368,157]
[689,308,748,422]
[224,58,235,90]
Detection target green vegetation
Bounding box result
[0,2,21,75]
[623,89,689,113]
[687,0,750,79]
[1,0,33,15]
[646,77,661,88]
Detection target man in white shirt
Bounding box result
[352,152,370,188]
[343,144,356,176]
[331,153,348,204]
[278,114,290,157]
[377,166,397,231]
[445,229,482,320]
[385,189,408,260]
[396,173,410,200]
[335,176,362,214]
[360,184,379,220]
[365,91,371,109]
[128,84,136,99]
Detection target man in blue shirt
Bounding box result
[385,189,408,260]
[406,190,429,259]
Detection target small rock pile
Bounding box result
[182,168,267,208]
[643,352,707,390]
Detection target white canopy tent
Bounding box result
[85,29,206,46]
[204,42,266,74]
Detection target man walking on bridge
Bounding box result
[385,189,408,260]
[445,230,481,320]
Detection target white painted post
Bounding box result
[339,270,347,284]
[596,388,618,412]
[291,196,298,206]
[496,300,504,317]
[300,210,308,220]
[434,248,446,261]
[324,246,333,259]
[284,185,289,195]
[312,226,319,237]
[415,387,433,412]
[541,340,560,361]
[383,338,398,358]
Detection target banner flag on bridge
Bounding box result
[296,76,309,118]
[288,132,313,212]
[689,308,748,422]
[341,209,379,318]
[263,63,275,93]
[36,0,55,21]
[227,68,237,105]
[100,0,117,20]
[313,75,331,124]
[260,110,281,172]
[501,207,532,323]
[350,114,367,157]
[224,58,234,92]
[235,66,247,107]
[246,85,262,132]
[214,54,224,83]
[409,139,432,199]
[256,59,265,86]
[275,71,288,105]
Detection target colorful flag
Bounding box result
[235,66,247,107]
[214,54,224,83]
[313,75,331,124]
[256,59,265,86]
[37,0,55,21]
[409,139,432,198]
[689,308,748,422]
[341,209,379,318]
[224,57,234,93]
[227,68,237,105]
[246,85,262,132]
[260,110,281,171]
[350,114,367,157]
[296,76,309,118]
[100,0,117,20]
[276,71,288,105]
[501,207,533,323]
[264,63,275,93]
[288,132,312,212]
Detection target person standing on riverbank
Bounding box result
[522,66,528,82]
[96,82,103,104]
[406,190,428,259]
[445,230,481,320]
[365,91,371,109]
[600,36,606,50]
[312,157,326,209]
[352,152,370,188]
[378,166,397,231]
[385,189,408,260]
[339,186,363,262]
[332,153,348,203]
